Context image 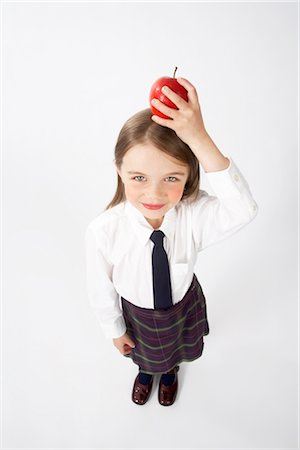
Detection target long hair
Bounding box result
[105,108,200,210]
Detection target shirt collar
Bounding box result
[124,200,177,246]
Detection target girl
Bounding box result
[85,78,258,407]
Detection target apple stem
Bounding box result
[173,66,178,78]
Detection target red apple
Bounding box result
[149,67,188,119]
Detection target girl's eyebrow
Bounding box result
[127,171,186,176]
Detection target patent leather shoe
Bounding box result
[132,373,153,405]
[158,365,180,406]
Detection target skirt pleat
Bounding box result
[121,274,210,375]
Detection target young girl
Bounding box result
[85,78,258,407]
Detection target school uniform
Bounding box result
[85,156,258,375]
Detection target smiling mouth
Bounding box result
[142,203,166,210]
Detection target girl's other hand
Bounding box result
[113,332,136,355]
[151,77,208,149]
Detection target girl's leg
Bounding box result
[161,366,179,385]
[138,366,153,385]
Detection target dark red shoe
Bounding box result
[132,373,153,405]
[158,365,180,406]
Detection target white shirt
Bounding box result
[85,156,258,340]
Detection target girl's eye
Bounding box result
[131,176,178,182]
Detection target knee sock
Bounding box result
[161,373,175,385]
[138,372,153,385]
[138,368,176,385]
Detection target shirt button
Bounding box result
[252,204,257,211]
[233,174,240,182]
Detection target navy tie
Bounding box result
[149,230,173,310]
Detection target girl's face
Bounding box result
[116,143,189,228]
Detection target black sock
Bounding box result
[161,373,175,386]
[138,372,153,385]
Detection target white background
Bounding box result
[2,1,298,448]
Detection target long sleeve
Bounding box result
[85,225,127,340]
[191,156,258,252]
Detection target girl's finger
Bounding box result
[151,114,175,129]
[160,85,188,110]
[151,98,177,119]
[176,77,199,104]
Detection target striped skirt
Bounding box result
[121,273,210,375]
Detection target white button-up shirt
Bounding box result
[85,156,258,340]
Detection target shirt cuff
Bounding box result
[99,314,127,340]
[204,156,249,199]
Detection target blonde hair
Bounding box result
[105,108,200,210]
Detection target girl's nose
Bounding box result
[147,185,164,197]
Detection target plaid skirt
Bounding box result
[121,273,210,375]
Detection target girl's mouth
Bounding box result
[142,203,165,210]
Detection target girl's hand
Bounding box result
[151,78,208,148]
[113,332,136,355]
